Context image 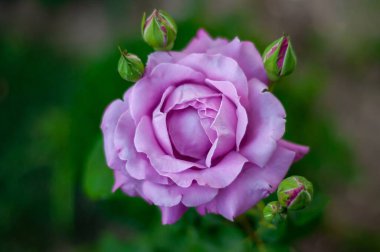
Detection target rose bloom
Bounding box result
[101,29,309,224]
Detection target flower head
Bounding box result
[102,29,309,224]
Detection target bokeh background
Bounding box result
[1,0,380,251]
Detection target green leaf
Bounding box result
[83,138,114,200]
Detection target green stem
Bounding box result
[236,202,267,251]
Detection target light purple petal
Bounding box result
[177,53,249,106]
[205,95,236,167]
[129,63,205,123]
[205,79,248,149]
[145,51,185,74]
[112,169,129,192]
[163,84,219,112]
[160,204,187,225]
[134,116,205,173]
[183,29,228,54]
[141,181,182,207]
[241,78,286,167]
[114,109,169,184]
[279,139,310,162]
[168,108,212,159]
[152,86,176,156]
[101,99,129,168]
[207,38,268,84]
[113,110,135,161]
[181,184,218,207]
[200,144,296,220]
[161,151,248,188]
[113,170,139,197]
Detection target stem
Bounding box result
[236,214,266,252]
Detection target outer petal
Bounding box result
[161,151,248,188]
[134,116,205,173]
[199,145,296,220]
[160,204,187,225]
[141,181,182,207]
[177,53,249,106]
[145,51,185,74]
[181,184,218,207]
[101,99,129,168]
[241,78,286,167]
[113,170,140,197]
[183,29,228,54]
[279,139,310,162]
[114,110,168,184]
[112,169,129,192]
[207,38,268,84]
[129,63,205,123]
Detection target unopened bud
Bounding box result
[263,35,297,81]
[277,176,313,211]
[117,48,144,82]
[141,9,177,51]
[263,201,286,223]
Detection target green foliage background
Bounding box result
[1,1,379,251]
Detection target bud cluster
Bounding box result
[263,176,313,224]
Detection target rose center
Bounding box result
[167,107,211,160]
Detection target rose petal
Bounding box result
[101,99,129,168]
[168,108,212,160]
[208,38,268,84]
[241,78,286,167]
[205,95,236,167]
[183,29,228,54]
[113,170,140,197]
[160,204,187,225]
[129,63,205,123]
[145,51,185,74]
[114,110,169,184]
[134,116,205,173]
[163,84,219,112]
[205,79,248,149]
[200,144,296,220]
[112,169,129,192]
[178,53,249,106]
[161,151,248,188]
[152,86,176,156]
[181,184,218,207]
[279,139,309,162]
[141,181,182,207]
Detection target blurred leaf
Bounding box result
[84,138,113,200]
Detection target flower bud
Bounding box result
[263,201,286,223]
[277,176,313,211]
[141,9,177,51]
[117,48,144,82]
[262,35,297,81]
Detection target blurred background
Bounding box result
[1,0,380,251]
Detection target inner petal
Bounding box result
[167,107,212,160]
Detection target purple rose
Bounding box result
[101,29,309,224]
